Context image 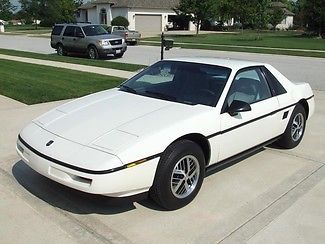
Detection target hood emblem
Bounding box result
[46,140,54,147]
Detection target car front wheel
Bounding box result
[88,46,99,59]
[278,103,306,149]
[150,140,205,210]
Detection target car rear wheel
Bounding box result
[278,103,306,149]
[150,140,205,210]
[56,44,67,56]
[88,46,99,59]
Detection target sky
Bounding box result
[10,0,20,10]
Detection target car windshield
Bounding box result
[82,25,108,36]
[119,61,232,106]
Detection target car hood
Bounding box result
[34,89,212,155]
[90,34,122,40]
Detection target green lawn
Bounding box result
[5,24,51,34]
[0,48,146,72]
[143,31,325,58]
[0,59,124,105]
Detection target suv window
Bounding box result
[82,25,108,36]
[226,68,272,106]
[63,26,75,37]
[75,27,83,37]
[52,25,64,36]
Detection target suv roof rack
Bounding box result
[54,22,92,25]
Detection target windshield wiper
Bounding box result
[119,85,138,94]
[144,90,177,102]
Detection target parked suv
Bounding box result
[51,23,127,59]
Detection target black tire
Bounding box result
[114,52,124,58]
[150,140,205,210]
[88,46,99,59]
[56,44,67,56]
[277,103,306,149]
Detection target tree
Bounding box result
[175,0,218,35]
[0,0,16,20]
[111,16,129,27]
[218,0,271,30]
[19,0,82,27]
[19,0,42,27]
[269,7,285,30]
[301,0,325,38]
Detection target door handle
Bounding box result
[62,37,64,40]
[73,38,76,41]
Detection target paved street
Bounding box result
[0,35,325,243]
[1,35,325,90]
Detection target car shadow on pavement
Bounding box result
[12,147,267,214]
[12,160,161,214]
[51,52,121,61]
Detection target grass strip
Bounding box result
[0,48,147,72]
[0,59,124,105]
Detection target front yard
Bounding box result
[0,48,146,72]
[0,59,123,104]
[143,31,325,58]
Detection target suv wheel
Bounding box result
[88,46,99,59]
[57,44,66,56]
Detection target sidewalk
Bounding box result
[0,54,136,79]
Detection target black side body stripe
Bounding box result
[18,135,161,175]
[207,95,314,139]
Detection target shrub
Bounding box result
[111,16,129,27]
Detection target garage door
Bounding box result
[135,15,162,36]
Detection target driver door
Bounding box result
[218,67,280,161]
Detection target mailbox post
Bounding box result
[160,32,174,60]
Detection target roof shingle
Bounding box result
[79,0,179,10]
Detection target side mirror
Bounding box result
[227,100,251,116]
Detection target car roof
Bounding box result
[166,57,266,70]
[54,23,99,27]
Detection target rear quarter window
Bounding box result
[52,26,64,36]
[262,67,287,96]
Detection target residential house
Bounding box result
[77,0,196,35]
[271,2,294,30]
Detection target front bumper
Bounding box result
[98,44,127,56]
[16,135,160,197]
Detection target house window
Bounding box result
[85,11,88,22]
[100,8,107,25]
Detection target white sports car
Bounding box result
[16,58,314,210]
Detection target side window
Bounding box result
[227,68,272,106]
[261,67,287,96]
[75,27,83,37]
[52,25,63,36]
[63,26,75,37]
